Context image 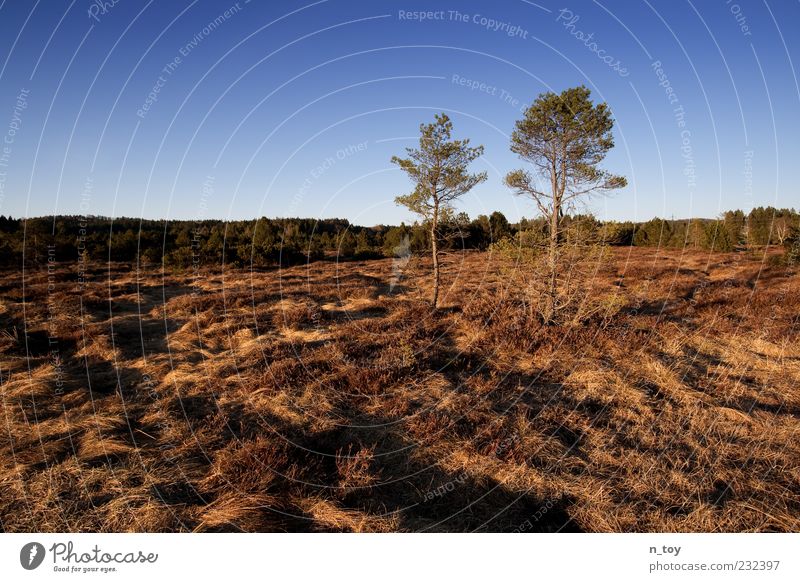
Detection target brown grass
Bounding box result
[0,247,798,532]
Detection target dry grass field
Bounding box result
[1,247,798,532]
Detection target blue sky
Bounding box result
[0,0,797,225]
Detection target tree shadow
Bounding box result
[287,401,583,532]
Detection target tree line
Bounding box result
[1,205,795,269]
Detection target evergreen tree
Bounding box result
[392,113,486,308]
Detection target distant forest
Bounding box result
[0,206,797,269]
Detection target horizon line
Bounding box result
[5,207,795,228]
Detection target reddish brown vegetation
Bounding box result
[1,248,798,531]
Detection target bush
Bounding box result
[489,236,541,264]
[518,228,549,248]
[563,215,601,245]
[783,231,800,266]
[490,236,614,325]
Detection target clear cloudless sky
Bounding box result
[0,0,798,225]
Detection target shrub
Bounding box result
[336,444,379,493]
[490,236,613,325]
[563,215,601,245]
[783,230,800,266]
[489,236,542,264]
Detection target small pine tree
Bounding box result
[392,113,486,308]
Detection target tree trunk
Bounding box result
[543,157,562,325]
[431,202,440,308]
[545,199,559,323]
